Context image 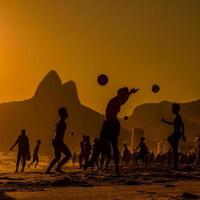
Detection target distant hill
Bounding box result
[1,70,200,154]
[121,100,200,151]
[0,71,130,154]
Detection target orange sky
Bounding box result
[0,1,199,115]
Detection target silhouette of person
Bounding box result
[86,87,139,174]
[162,103,186,170]
[122,144,130,165]
[79,135,87,168]
[72,152,78,167]
[150,151,155,165]
[28,140,41,168]
[10,129,30,173]
[91,137,100,170]
[84,136,92,165]
[46,107,72,174]
[100,139,111,171]
[135,137,149,165]
[79,135,92,168]
[168,148,172,168]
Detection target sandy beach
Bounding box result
[0,166,199,199]
[7,181,200,200]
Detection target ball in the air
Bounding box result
[152,84,160,93]
[97,74,109,86]
[71,132,74,136]
[124,116,129,120]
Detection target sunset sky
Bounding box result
[0,0,199,115]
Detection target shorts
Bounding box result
[100,120,120,142]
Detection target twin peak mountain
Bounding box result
[0,70,199,153]
[0,71,127,153]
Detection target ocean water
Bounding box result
[0,152,51,173]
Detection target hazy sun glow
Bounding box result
[0,1,199,115]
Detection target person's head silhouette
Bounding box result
[83,135,87,140]
[117,87,129,96]
[140,137,145,142]
[21,129,26,136]
[37,140,41,145]
[117,87,130,103]
[94,137,99,143]
[58,107,68,119]
[172,103,180,115]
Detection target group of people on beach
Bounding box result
[10,87,187,174]
[73,135,150,170]
[10,130,41,173]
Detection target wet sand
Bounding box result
[0,167,200,199]
[7,181,200,200]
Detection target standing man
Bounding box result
[122,144,130,166]
[79,136,86,168]
[135,137,149,165]
[162,103,186,170]
[84,136,92,166]
[10,129,30,173]
[46,107,72,174]
[86,87,139,174]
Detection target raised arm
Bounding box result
[135,145,140,151]
[121,88,139,105]
[161,118,174,126]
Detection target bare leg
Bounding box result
[35,159,39,168]
[87,139,104,169]
[112,139,119,174]
[56,144,71,172]
[28,161,35,168]
[79,153,83,168]
[105,149,111,171]
[96,160,100,170]
[173,142,179,170]
[56,155,71,171]
[21,154,26,172]
[100,152,105,171]
[16,152,21,173]
[46,146,61,174]
[85,154,90,166]
[46,157,60,173]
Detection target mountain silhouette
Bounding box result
[121,100,200,151]
[1,70,199,154]
[0,71,130,154]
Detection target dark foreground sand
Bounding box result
[6,181,200,200]
[1,167,200,200]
